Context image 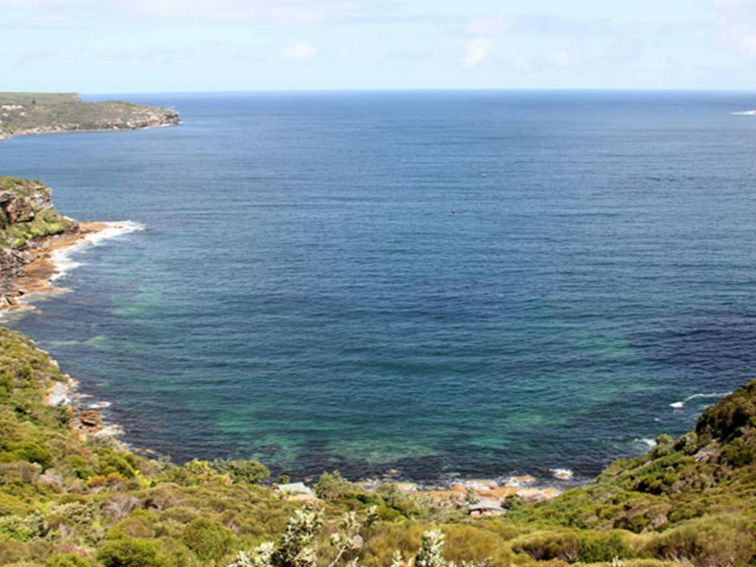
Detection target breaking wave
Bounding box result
[670,391,731,409]
[51,221,144,282]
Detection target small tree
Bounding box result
[314,470,353,500]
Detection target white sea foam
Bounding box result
[550,468,574,481]
[731,110,756,116]
[51,220,144,282]
[503,474,537,488]
[670,391,731,409]
[636,438,657,448]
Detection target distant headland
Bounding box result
[0,92,179,141]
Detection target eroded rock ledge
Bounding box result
[0,177,80,309]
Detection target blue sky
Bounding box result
[2,0,756,93]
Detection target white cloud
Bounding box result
[282,41,317,60]
[0,0,67,5]
[739,34,756,55]
[713,0,756,57]
[466,16,511,35]
[712,0,742,9]
[463,38,492,67]
[0,0,394,25]
[552,51,572,66]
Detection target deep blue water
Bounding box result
[2,91,756,481]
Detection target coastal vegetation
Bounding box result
[0,327,752,566]
[0,93,179,141]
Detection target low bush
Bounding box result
[512,530,636,563]
[11,441,53,469]
[214,459,269,484]
[97,537,170,567]
[45,553,97,567]
[511,530,580,562]
[644,515,753,567]
[182,517,235,562]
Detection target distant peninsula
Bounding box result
[0,92,179,141]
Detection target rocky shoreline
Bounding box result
[2,221,131,447]
[44,365,125,444]
[0,218,107,312]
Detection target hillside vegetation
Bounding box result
[0,93,179,140]
[0,327,752,566]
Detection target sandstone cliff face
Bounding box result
[0,177,77,309]
[0,249,33,307]
[0,180,53,225]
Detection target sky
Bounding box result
[2,0,756,93]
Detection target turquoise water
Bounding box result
[2,91,756,481]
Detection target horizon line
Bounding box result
[69,87,756,97]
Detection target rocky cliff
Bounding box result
[0,177,77,308]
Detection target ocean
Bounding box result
[2,90,755,482]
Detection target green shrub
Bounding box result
[645,515,753,567]
[695,382,755,445]
[578,532,635,562]
[65,455,94,479]
[182,517,234,561]
[214,459,269,484]
[511,530,579,562]
[107,512,157,539]
[502,494,527,511]
[360,523,426,566]
[45,553,96,567]
[11,441,53,469]
[48,502,94,527]
[97,537,170,567]
[0,511,47,541]
[162,459,225,485]
[314,470,353,500]
[673,432,698,454]
[718,434,754,468]
[442,525,513,566]
[512,530,635,563]
[0,492,28,516]
[631,454,695,495]
[96,448,138,478]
